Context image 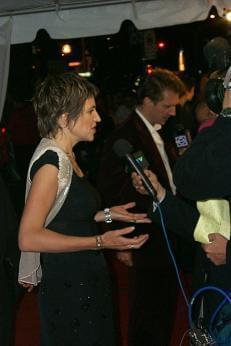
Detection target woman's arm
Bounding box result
[19,165,149,253]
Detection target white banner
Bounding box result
[0,18,12,122]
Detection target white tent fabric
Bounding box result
[0,19,11,121]
[0,0,229,44]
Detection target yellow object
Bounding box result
[194,199,230,244]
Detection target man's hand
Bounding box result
[116,251,133,267]
[19,281,34,292]
[202,233,228,265]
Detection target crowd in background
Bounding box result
[0,47,229,345]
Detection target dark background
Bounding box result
[7,6,230,100]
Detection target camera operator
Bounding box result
[131,70,231,331]
[173,72,231,252]
[171,78,231,342]
[173,36,231,203]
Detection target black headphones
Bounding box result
[205,66,231,114]
[205,76,224,114]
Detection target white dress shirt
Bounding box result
[135,108,176,194]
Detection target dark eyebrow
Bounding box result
[87,105,96,111]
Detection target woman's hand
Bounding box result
[101,226,149,251]
[110,202,151,223]
[131,170,166,201]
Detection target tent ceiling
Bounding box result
[0,0,141,15]
[0,0,230,44]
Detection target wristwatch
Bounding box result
[103,208,112,223]
[220,107,231,118]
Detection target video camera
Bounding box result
[203,37,231,114]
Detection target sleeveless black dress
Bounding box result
[31,151,116,346]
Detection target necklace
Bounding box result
[51,138,84,177]
[66,152,84,177]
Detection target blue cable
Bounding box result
[156,201,231,344]
[209,293,231,345]
[189,286,231,327]
[156,203,189,307]
[189,285,231,344]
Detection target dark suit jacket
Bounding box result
[98,111,176,203]
[150,191,198,241]
[98,111,178,263]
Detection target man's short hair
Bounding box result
[136,68,184,105]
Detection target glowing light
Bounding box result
[209,14,216,19]
[223,8,231,22]
[78,72,92,77]
[68,61,81,67]
[61,44,72,54]
[1,127,6,134]
[146,64,154,75]
[226,10,231,22]
[178,49,185,72]
[157,41,166,49]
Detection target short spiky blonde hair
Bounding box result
[33,72,99,137]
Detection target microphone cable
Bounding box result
[189,285,231,345]
[156,201,189,307]
[157,201,231,345]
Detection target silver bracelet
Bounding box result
[103,208,112,223]
[95,235,104,249]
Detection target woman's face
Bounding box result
[69,97,101,143]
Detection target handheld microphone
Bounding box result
[113,139,157,201]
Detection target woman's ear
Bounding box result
[58,113,68,129]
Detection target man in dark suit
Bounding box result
[0,173,20,346]
[97,68,184,345]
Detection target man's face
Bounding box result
[146,89,180,126]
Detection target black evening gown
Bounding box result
[31,151,117,346]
